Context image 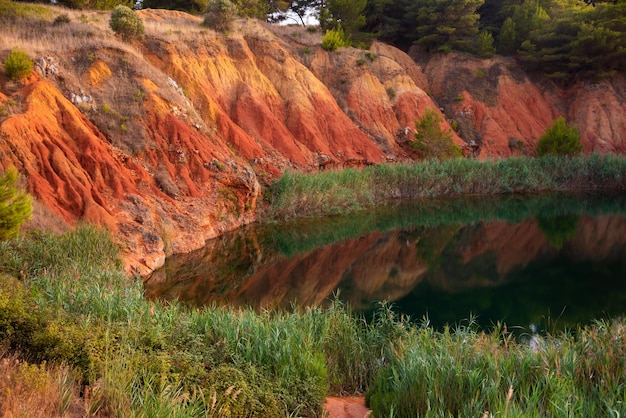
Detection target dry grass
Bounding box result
[263,21,321,46]
[0,3,137,58]
[0,351,83,418]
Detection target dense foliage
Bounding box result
[0,168,32,241]
[410,108,462,160]
[537,117,584,157]
[321,27,348,51]
[202,0,238,31]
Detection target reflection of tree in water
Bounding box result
[536,214,580,250]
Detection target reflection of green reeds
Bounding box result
[260,191,626,258]
[265,154,626,220]
[1,227,625,416]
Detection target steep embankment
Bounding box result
[1,8,625,273]
[421,53,626,157]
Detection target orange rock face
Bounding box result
[1,10,625,273]
[422,52,626,157]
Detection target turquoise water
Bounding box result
[145,192,626,332]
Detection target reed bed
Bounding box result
[366,320,626,417]
[264,154,626,220]
[1,226,625,416]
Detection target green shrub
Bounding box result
[537,116,583,157]
[0,167,32,241]
[322,27,348,52]
[109,5,144,41]
[411,108,462,160]
[52,13,71,26]
[3,50,33,82]
[202,0,238,32]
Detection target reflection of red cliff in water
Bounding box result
[233,230,430,309]
[145,213,626,310]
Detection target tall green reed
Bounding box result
[264,155,626,220]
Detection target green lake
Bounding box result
[145,192,626,333]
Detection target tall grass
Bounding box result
[1,226,625,416]
[366,319,626,417]
[264,155,626,220]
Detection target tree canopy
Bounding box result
[129,0,626,82]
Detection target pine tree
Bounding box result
[411,0,484,54]
[0,167,32,241]
[536,117,583,156]
[411,108,462,160]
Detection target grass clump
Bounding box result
[264,154,626,220]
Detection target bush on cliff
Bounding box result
[322,27,349,51]
[411,107,462,160]
[202,0,238,32]
[3,49,33,82]
[109,5,144,41]
[537,116,583,157]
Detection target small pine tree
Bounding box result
[411,108,462,160]
[497,17,517,54]
[3,49,33,82]
[109,5,144,41]
[0,167,32,241]
[475,30,495,58]
[536,117,583,157]
[203,0,238,32]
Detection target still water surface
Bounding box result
[145,192,626,333]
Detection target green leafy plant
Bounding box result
[0,167,32,241]
[109,5,144,41]
[537,117,583,157]
[3,49,33,82]
[322,27,348,51]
